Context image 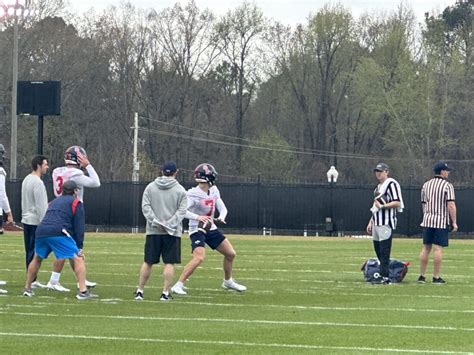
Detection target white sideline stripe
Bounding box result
[0,332,470,354]
[1,312,473,332]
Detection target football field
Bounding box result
[0,233,473,354]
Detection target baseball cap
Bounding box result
[434,161,451,174]
[374,163,389,172]
[62,180,78,195]
[162,161,177,175]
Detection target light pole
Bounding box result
[0,0,31,180]
[326,165,339,236]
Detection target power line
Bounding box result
[138,116,378,160]
[138,116,474,164]
[138,126,378,160]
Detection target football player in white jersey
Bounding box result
[0,144,13,293]
[47,146,101,292]
[171,163,246,294]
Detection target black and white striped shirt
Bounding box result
[421,176,455,229]
[371,180,402,229]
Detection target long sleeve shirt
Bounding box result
[21,174,48,225]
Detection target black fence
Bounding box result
[5,180,474,236]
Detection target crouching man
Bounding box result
[23,180,96,300]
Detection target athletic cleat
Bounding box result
[171,284,187,295]
[31,281,47,289]
[22,288,34,297]
[77,280,97,289]
[0,288,8,294]
[417,275,426,284]
[432,277,446,284]
[160,293,172,301]
[76,290,98,300]
[371,276,391,285]
[134,290,144,300]
[222,278,247,292]
[0,280,6,285]
[47,282,70,292]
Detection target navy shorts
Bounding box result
[144,234,181,264]
[190,229,226,251]
[423,227,449,247]
[35,236,79,259]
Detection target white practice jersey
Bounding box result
[52,165,101,202]
[0,167,11,214]
[186,185,227,234]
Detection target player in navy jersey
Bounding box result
[171,163,246,294]
[366,163,404,284]
[47,146,100,292]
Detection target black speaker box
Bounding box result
[17,81,61,116]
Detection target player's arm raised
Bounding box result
[77,154,101,188]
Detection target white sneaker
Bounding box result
[0,280,7,286]
[0,288,7,294]
[47,282,70,292]
[171,284,187,295]
[22,288,33,297]
[222,278,247,292]
[31,281,47,289]
[77,280,97,289]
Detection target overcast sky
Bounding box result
[68,0,455,25]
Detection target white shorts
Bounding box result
[372,225,392,241]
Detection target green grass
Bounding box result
[0,233,473,354]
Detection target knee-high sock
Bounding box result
[379,237,392,278]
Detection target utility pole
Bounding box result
[132,112,139,182]
[131,112,140,233]
[10,13,19,180]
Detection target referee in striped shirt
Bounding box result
[418,162,457,284]
[366,163,403,284]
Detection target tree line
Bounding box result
[0,0,472,185]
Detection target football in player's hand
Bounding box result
[3,222,24,232]
[198,219,212,233]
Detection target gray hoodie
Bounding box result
[141,176,187,237]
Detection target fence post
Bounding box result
[257,173,261,230]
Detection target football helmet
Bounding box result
[194,163,218,185]
[64,146,87,165]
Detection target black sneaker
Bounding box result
[432,277,446,284]
[371,276,391,285]
[417,275,426,284]
[134,290,144,300]
[160,292,172,301]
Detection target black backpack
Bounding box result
[361,258,409,283]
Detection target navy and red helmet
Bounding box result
[194,163,218,186]
[64,146,87,165]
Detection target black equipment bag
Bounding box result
[361,258,409,283]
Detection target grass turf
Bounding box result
[0,233,473,354]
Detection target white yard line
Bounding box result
[2,297,473,314]
[0,312,473,332]
[0,332,471,354]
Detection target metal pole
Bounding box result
[132,112,139,182]
[37,115,43,154]
[131,112,139,233]
[330,180,333,236]
[10,14,19,180]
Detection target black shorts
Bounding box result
[144,234,181,264]
[190,229,226,251]
[423,227,449,247]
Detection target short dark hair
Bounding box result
[31,155,48,171]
